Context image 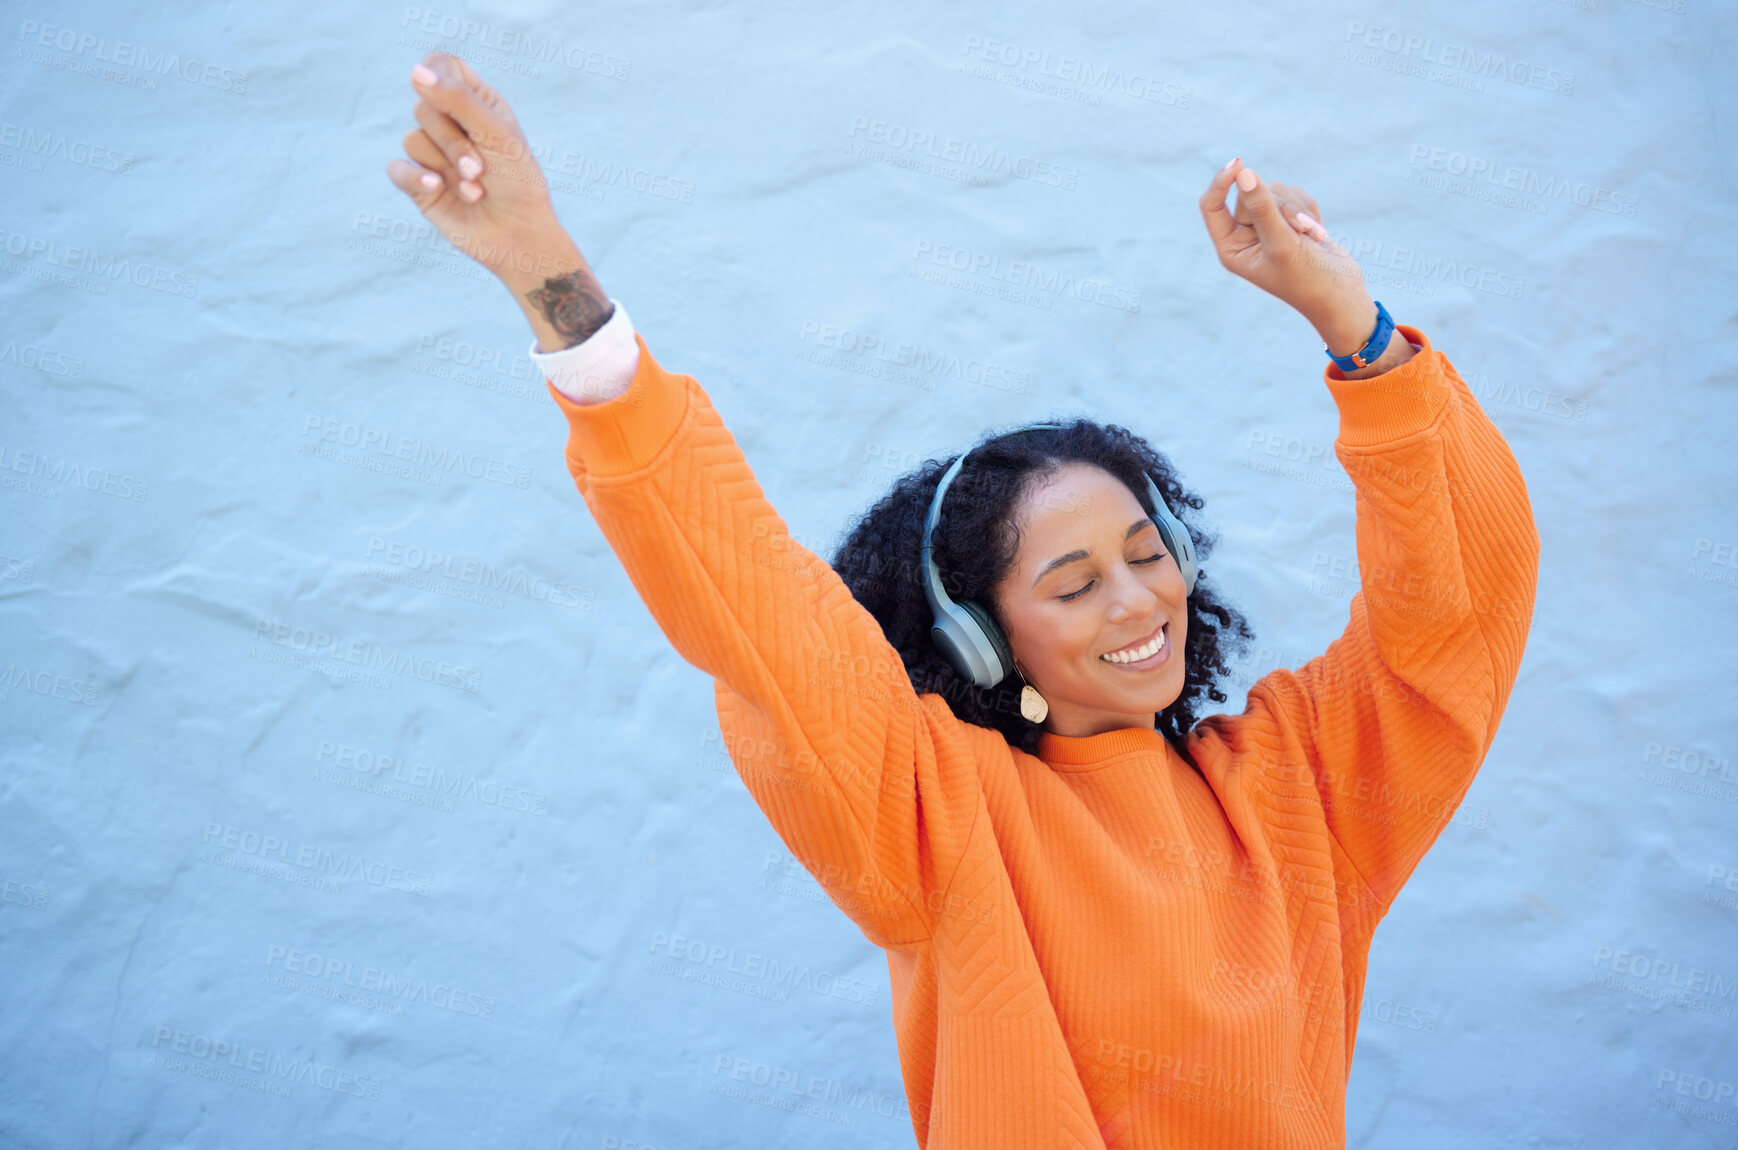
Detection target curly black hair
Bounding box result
[831,419,1255,758]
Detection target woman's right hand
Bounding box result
[386,51,611,352]
[385,51,577,285]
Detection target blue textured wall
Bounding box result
[2,2,1735,1147]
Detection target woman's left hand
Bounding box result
[1199,158,1370,335]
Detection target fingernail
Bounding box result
[1295,210,1321,232]
[1236,168,1258,192]
[459,180,482,202]
[412,64,437,86]
[458,155,481,180]
[1221,156,1240,173]
[419,171,442,190]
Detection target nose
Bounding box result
[1104,561,1161,622]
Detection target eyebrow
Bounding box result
[1031,518,1156,587]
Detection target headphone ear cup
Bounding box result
[1142,475,1197,595]
[930,599,1012,689]
[1154,510,1197,595]
[957,599,1014,685]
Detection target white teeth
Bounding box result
[1101,628,1165,664]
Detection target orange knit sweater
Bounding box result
[546,322,1539,1150]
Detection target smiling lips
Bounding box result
[1099,623,1168,667]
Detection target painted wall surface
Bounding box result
[2,2,1734,1147]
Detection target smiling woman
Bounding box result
[390,49,1540,1150]
[830,422,1254,755]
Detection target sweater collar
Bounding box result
[1038,725,1174,771]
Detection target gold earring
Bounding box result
[1020,684,1049,724]
[1013,661,1049,724]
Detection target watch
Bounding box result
[1324,299,1395,371]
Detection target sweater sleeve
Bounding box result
[1210,324,1540,918]
[543,334,982,950]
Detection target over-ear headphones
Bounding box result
[919,423,1198,689]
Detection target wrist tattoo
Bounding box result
[525,273,612,350]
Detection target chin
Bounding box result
[1084,678,1181,723]
[1161,676,1186,715]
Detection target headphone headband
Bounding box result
[920,422,1198,690]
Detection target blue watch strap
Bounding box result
[1324,299,1395,371]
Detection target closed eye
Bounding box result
[1057,553,1167,601]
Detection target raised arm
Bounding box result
[1195,161,1540,915]
[386,53,980,949]
[547,340,989,948]
[1219,325,1539,915]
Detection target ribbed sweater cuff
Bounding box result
[528,297,640,404]
[1320,324,1453,449]
[544,332,690,478]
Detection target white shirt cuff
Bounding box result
[528,297,640,405]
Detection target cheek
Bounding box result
[1006,608,1089,679]
[1048,615,1107,676]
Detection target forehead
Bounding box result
[1009,462,1148,554]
